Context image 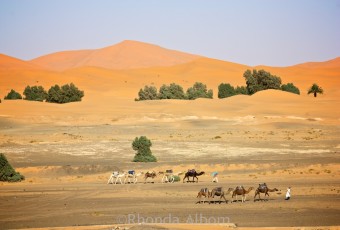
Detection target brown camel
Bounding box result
[144,171,157,183]
[183,169,205,183]
[196,188,210,204]
[209,187,234,204]
[254,183,279,201]
[232,186,254,203]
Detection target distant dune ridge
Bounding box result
[29,40,202,71]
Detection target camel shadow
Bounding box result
[254,198,276,202]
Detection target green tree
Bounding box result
[158,83,186,99]
[4,89,22,100]
[281,83,300,95]
[244,69,282,95]
[307,83,324,97]
[46,83,84,103]
[132,136,157,162]
[0,153,25,182]
[23,85,48,101]
[235,86,248,95]
[137,85,158,101]
[186,82,213,100]
[218,83,235,98]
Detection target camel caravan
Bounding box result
[107,169,188,184]
[107,170,283,203]
[197,183,280,204]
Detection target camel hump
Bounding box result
[113,171,119,176]
[215,187,223,192]
[188,169,196,173]
[166,169,173,173]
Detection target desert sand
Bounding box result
[0,41,339,230]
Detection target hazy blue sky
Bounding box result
[0,0,339,66]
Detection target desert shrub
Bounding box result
[4,89,22,100]
[158,83,186,99]
[137,85,158,101]
[186,82,213,100]
[243,69,282,95]
[46,83,84,103]
[23,85,48,101]
[0,153,25,182]
[218,83,235,98]
[235,86,248,95]
[132,136,157,162]
[172,175,180,182]
[281,83,300,95]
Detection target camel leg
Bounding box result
[107,175,113,184]
[222,194,228,204]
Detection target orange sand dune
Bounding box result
[0,41,339,120]
[0,54,41,70]
[29,40,201,71]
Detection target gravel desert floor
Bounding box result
[1,116,339,230]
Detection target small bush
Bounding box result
[186,82,213,100]
[46,83,84,103]
[158,83,186,99]
[4,89,22,100]
[281,83,300,95]
[137,85,158,101]
[218,83,235,99]
[172,175,181,182]
[0,153,25,182]
[23,85,48,101]
[132,136,157,162]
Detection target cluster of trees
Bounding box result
[136,82,213,101]
[218,69,301,99]
[136,69,326,101]
[0,153,25,182]
[3,83,84,103]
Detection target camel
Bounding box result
[159,170,183,183]
[209,187,234,204]
[232,186,254,203]
[182,169,205,183]
[254,183,279,201]
[107,171,126,184]
[124,171,144,184]
[196,188,210,204]
[144,171,157,183]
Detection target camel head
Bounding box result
[227,188,234,194]
[198,171,205,176]
[248,187,255,192]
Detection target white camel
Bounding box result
[107,171,126,184]
[124,171,144,184]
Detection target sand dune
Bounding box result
[0,54,41,70]
[29,40,201,71]
[0,40,339,125]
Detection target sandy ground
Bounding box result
[0,114,339,229]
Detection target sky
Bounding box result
[0,0,339,66]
